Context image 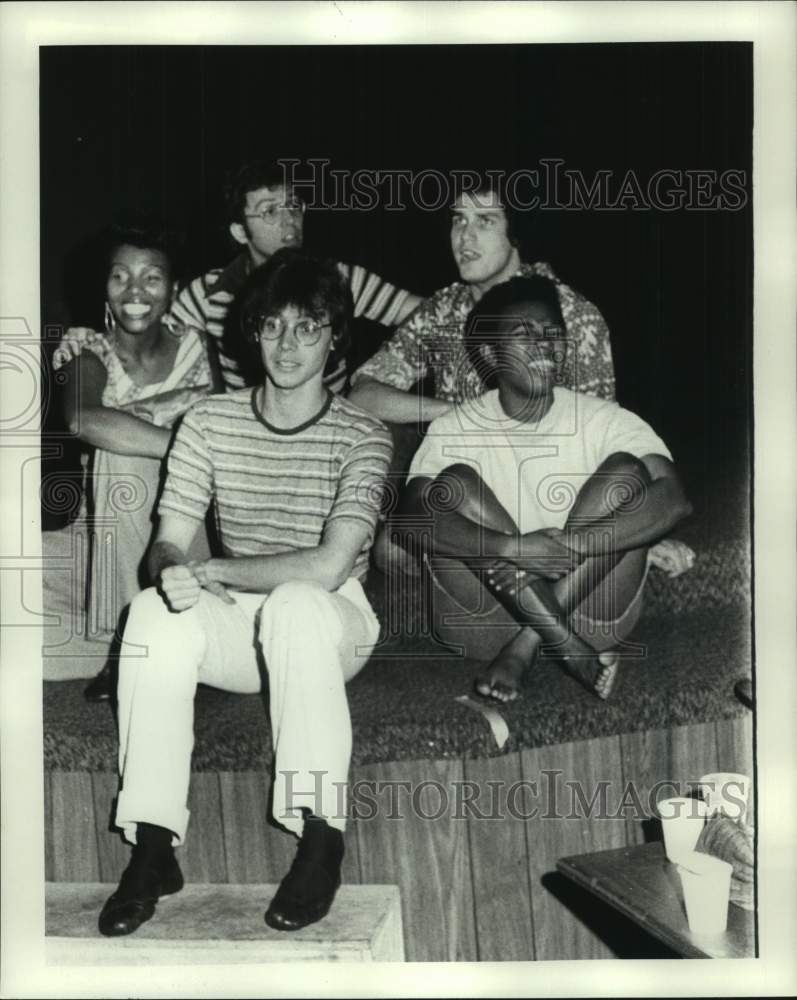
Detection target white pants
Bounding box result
[114,577,380,845]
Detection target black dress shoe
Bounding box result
[265,818,344,932]
[98,848,183,937]
[84,661,117,703]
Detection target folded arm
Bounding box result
[204,517,371,594]
[559,453,693,558]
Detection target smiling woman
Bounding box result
[42,220,221,694]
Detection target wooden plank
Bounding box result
[620,722,720,848]
[180,773,228,883]
[217,771,360,888]
[91,771,129,882]
[462,752,535,961]
[715,713,755,822]
[46,883,405,963]
[50,772,101,881]
[668,721,720,797]
[521,735,627,961]
[619,728,671,847]
[218,772,277,884]
[715,714,753,780]
[355,758,478,962]
[43,773,55,882]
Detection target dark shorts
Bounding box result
[425,555,648,662]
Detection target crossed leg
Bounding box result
[429,455,651,702]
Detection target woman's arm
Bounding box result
[60,352,172,458]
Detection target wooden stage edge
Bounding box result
[45,713,753,963]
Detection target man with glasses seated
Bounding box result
[170,160,422,393]
[97,250,392,938]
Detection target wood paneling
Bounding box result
[354,758,478,962]
[218,772,281,884]
[619,728,672,846]
[521,735,626,960]
[463,752,535,961]
[47,720,748,961]
[715,713,753,779]
[50,772,100,881]
[180,773,228,883]
[90,771,129,882]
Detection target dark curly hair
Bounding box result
[105,217,188,286]
[223,160,294,227]
[463,275,564,387]
[224,249,353,386]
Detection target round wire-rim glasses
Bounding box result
[256,315,331,347]
[244,200,306,226]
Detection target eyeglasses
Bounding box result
[244,200,306,226]
[256,315,331,346]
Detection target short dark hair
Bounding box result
[225,249,353,385]
[224,161,292,226]
[464,275,564,386]
[450,169,524,249]
[105,217,187,285]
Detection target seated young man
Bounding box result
[395,275,692,703]
[98,251,393,937]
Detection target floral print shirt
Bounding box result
[351,261,615,402]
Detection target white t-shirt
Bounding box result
[408,388,672,534]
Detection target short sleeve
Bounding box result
[595,405,673,466]
[169,276,210,334]
[341,261,421,327]
[158,404,214,523]
[556,283,616,401]
[52,327,112,372]
[325,423,393,542]
[406,410,463,483]
[350,297,437,390]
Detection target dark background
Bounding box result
[40,43,752,523]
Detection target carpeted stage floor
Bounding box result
[43,441,753,772]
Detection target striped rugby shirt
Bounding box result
[159,389,393,583]
[169,253,421,395]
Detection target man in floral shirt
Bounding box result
[348,181,616,425]
[349,178,695,582]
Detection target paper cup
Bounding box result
[697,772,750,821]
[676,850,733,936]
[658,796,708,862]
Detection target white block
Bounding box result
[46,883,405,964]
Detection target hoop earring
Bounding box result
[104,301,117,334]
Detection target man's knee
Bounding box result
[435,463,487,522]
[124,587,205,658]
[259,580,331,629]
[258,580,341,663]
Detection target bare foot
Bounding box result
[474,655,526,704]
[559,649,620,701]
[474,628,540,704]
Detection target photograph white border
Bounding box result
[1,2,795,996]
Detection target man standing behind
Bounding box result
[98,251,393,937]
[348,174,616,423]
[170,160,422,393]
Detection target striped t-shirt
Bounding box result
[159,390,393,582]
[169,254,421,395]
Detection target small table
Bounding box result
[557,842,755,959]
